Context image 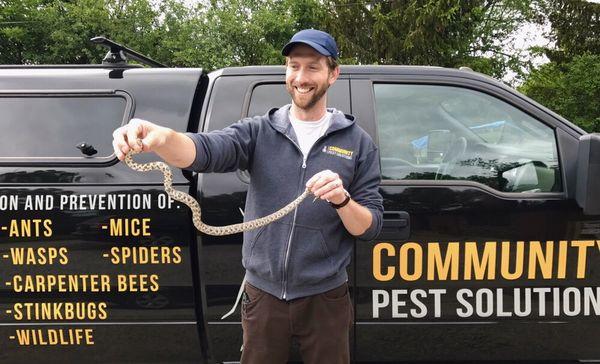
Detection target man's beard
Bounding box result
[286,82,329,111]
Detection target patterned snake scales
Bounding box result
[124,149,311,236]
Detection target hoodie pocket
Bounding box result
[287,224,336,286]
[243,221,291,282]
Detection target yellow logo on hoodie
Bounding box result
[322,145,354,160]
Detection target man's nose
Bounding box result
[293,69,309,84]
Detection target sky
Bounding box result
[502,20,553,84]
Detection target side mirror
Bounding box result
[427,129,451,163]
[576,133,600,215]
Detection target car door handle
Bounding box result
[379,211,410,241]
[383,213,408,227]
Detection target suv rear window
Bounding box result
[0,91,131,163]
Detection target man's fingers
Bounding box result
[112,131,130,160]
[126,122,144,152]
[321,188,344,202]
[112,118,156,161]
[306,170,333,188]
[309,173,338,192]
[306,174,320,188]
[313,179,342,198]
[310,176,328,191]
[139,131,159,152]
[112,140,127,161]
[307,171,335,186]
[112,126,126,144]
[307,171,346,204]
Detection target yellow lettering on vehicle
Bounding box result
[427,242,459,280]
[373,242,394,281]
[399,243,422,281]
[116,274,159,292]
[557,240,568,279]
[372,240,600,282]
[13,328,94,346]
[10,274,111,293]
[109,218,151,237]
[464,242,496,280]
[9,247,68,265]
[572,240,595,278]
[11,302,108,321]
[500,241,524,280]
[528,241,554,279]
[109,246,182,265]
[7,219,52,237]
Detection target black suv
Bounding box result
[1,40,599,363]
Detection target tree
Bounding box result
[0,0,162,64]
[191,0,327,69]
[519,0,599,131]
[519,54,600,132]
[0,0,327,69]
[322,0,542,79]
[542,0,600,63]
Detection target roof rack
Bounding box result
[90,36,167,68]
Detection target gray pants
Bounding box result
[241,282,353,364]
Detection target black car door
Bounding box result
[351,74,600,362]
[197,72,352,363]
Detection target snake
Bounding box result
[124,149,311,236]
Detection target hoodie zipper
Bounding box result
[281,134,304,300]
[280,131,331,300]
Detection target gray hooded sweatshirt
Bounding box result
[186,104,383,300]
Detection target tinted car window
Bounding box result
[0,94,128,161]
[247,83,290,116]
[375,84,561,193]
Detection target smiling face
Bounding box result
[285,44,339,118]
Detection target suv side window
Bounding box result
[0,93,129,162]
[375,84,561,193]
[247,83,290,116]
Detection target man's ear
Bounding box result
[329,66,340,85]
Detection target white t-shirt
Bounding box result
[289,111,332,160]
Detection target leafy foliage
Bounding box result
[518,0,600,131]
[323,0,541,79]
[1,0,541,76]
[520,54,600,132]
[0,0,165,64]
[543,0,600,63]
[0,0,325,68]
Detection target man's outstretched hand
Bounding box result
[112,118,170,160]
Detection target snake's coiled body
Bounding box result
[124,150,309,236]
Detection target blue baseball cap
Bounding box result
[282,29,339,59]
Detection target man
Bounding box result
[112,29,383,364]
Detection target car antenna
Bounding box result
[90,36,167,68]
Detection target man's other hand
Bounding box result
[306,170,347,205]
